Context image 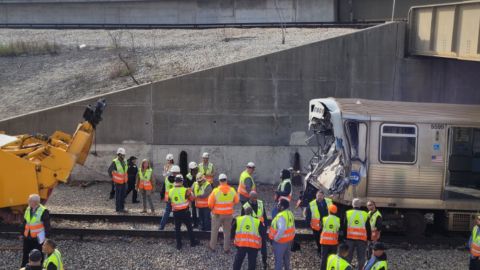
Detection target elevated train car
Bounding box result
[304,98,480,235]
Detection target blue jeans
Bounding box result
[159,202,171,229]
[198,207,211,231]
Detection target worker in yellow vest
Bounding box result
[136,159,155,214]
[343,198,370,270]
[107,147,128,212]
[192,172,213,231]
[42,239,64,270]
[232,207,264,270]
[269,199,295,270]
[242,191,268,270]
[186,162,200,227]
[272,169,293,218]
[169,175,199,250]
[208,173,239,253]
[159,165,181,230]
[366,200,383,258]
[199,152,215,184]
[469,215,480,270]
[363,242,388,270]
[305,190,332,253]
[21,194,51,267]
[320,204,340,270]
[326,243,353,270]
[238,162,256,204]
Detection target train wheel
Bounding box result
[404,211,426,237]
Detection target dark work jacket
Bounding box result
[21,207,51,238]
[241,201,268,226]
[305,199,329,225]
[23,265,43,270]
[127,162,138,184]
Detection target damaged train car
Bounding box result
[302,98,480,235]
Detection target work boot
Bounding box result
[176,243,182,250]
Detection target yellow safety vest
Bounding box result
[43,249,64,270]
[326,254,351,270]
[269,210,295,243]
[193,181,211,208]
[471,225,480,257]
[320,214,340,245]
[169,186,189,211]
[199,163,214,175]
[234,215,262,249]
[238,170,256,198]
[309,198,332,231]
[112,158,128,184]
[212,186,236,215]
[138,168,153,190]
[243,200,264,223]
[23,205,46,238]
[164,176,175,201]
[370,260,388,270]
[346,209,368,241]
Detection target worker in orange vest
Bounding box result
[320,204,340,270]
[469,215,480,270]
[343,198,370,270]
[269,199,296,270]
[208,173,239,253]
[232,206,264,270]
[108,147,128,212]
[192,172,213,231]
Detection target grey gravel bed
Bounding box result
[0,237,469,270]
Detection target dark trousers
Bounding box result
[312,229,321,251]
[21,237,43,267]
[191,201,198,227]
[115,183,126,211]
[471,257,480,270]
[260,231,268,266]
[198,207,211,231]
[110,182,115,198]
[173,210,196,248]
[125,179,138,202]
[233,247,259,270]
[320,244,337,270]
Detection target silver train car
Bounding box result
[303,98,480,235]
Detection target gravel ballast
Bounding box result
[0,28,356,120]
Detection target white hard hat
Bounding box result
[117,148,126,155]
[170,165,181,173]
[202,152,209,158]
[219,173,227,181]
[166,153,174,161]
[189,161,198,169]
[247,162,255,168]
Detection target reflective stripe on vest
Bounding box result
[23,205,46,238]
[112,158,128,184]
[238,170,256,198]
[320,214,340,245]
[138,168,153,190]
[43,249,64,270]
[169,187,189,211]
[369,210,382,241]
[243,200,265,223]
[234,215,262,249]
[326,254,351,270]
[212,187,236,215]
[193,181,211,208]
[278,179,292,202]
[309,200,321,231]
[269,210,295,243]
[164,177,175,201]
[346,209,368,241]
[199,163,214,183]
[471,226,480,257]
[371,260,388,270]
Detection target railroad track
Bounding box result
[0,21,381,30]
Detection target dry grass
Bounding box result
[109,61,136,79]
[0,40,58,57]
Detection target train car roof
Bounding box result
[325,98,480,125]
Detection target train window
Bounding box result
[380,124,417,164]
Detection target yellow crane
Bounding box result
[0,98,106,223]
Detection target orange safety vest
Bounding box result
[193,181,211,208]
[23,205,46,238]
[211,186,236,215]
[138,168,153,190]
[320,215,340,245]
[346,209,368,241]
[234,215,262,249]
[269,210,295,243]
[112,158,128,184]
[471,226,480,257]
[169,187,190,211]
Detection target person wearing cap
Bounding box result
[320,204,341,270]
[231,206,264,270]
[107,147,128,199]
[343,198,369,270]
[159,165,181,230]
[136,159,155,214]
[192,172,212,231]
[305,190,332,253]
[20,249,43,270]
[125,156,140,204]
[21,194,51,267]
[366,200,383,258]
[363,242,387,270]
[272,169,293,218]
[163,153,174,177]
[269,199,295,270]
[169,174,200,250]
[199,152,215,184]
[468,215,480,270]
[208,173,239,253]
[186,162,199,227]
[326,243,353,270]
[42,239,63,270]
[108,147,129,212]
[242,191,268,270]
[238,162,256,204]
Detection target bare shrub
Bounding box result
[0,40,58,57]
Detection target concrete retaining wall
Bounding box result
[2,22,480,183]
[0,0,336,24]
